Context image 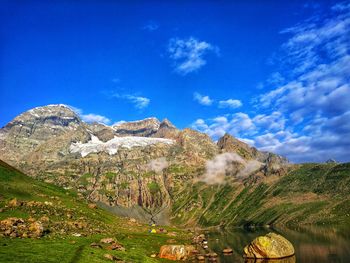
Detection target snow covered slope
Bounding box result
[70,134,174,157]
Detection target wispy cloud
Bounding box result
[69,106,111,125]
[81,114,111,124]
[168,37,219,75]
[218,99,242,109]
[113,93,150,110]
[193,92,213,106]
[142,21,159,31]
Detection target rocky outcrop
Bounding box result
[159,245,196,260]
[243,233,295,259]
[218,133,256,159]
[113,117,161,137]
[0,217,44,238]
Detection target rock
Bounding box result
[197,255,205,261]
[88,203,97,209]
[193,234,206,243]
[129,218,137,223]
[28,222,44,237]
[103,253,116,261]
[243,232,294,259]
[150,254,157,258]
[107,242,125,251]
[223,248,233,254]
[100,237,115,244]
[159,245,196,260]
[8,198,20,207]
[90,242,102,248]
[72,233,82,237]
[167,232,177,237]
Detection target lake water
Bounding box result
[203,226,350,263]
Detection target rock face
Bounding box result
[0,104,290,225]
[113,117,161,137]
[243,233,295,259]
[159,245,195,260]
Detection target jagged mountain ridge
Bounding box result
[0,104,288,224]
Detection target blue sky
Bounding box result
[1,0,349,162]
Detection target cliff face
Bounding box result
[0,104,290,224]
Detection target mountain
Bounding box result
[1,104,348,228]
[0,159,191,262]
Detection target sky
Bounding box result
[0,0,349,163]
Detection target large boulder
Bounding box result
[159,245,195,260]
[243,233,294,259]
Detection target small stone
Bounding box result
[150,254,157,258]
[107,242,125,251]
[100,237,115,244]
[90,242,102,248]
[88,203,97,209]
[197,255,205,261]
[223,248,233,254]
[8,198,20,207]
[28,221,44,237]
[103,254,116,261]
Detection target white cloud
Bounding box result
[168,37,219,75]
[193,92,213,106]
[218,99,242,109]
[81,114,111,124]
[125,95,150,109]
[192,112,257,141]
[69,106,111,125]
[112,93,150,109]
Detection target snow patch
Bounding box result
[70,134,174,157]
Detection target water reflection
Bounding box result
[204,226,350,263]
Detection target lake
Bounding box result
[203,226,350,263]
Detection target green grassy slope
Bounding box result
[171,163,350,228]
[0,160,191,263]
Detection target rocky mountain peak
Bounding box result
[217,133,254,159]
[112,117,161,137]
[159,118,176,129]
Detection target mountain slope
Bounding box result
[0,160,191,263]
[171,162,350,228]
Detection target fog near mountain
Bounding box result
[146,157,169,173]
[200,152,263,184]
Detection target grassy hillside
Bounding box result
[171,163,350,228]
[0,160,191,263]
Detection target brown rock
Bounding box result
[243,232,295,259]
[88,203,97,209]
[197,255,205,261]
[223,248,233,254]
[107,242,125,251]
[159,245,196,260]
[100,237,115,244]
[8,198,20,207]
[28,221,44,237]
[90,242,102,248]
[103,253,116,261]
